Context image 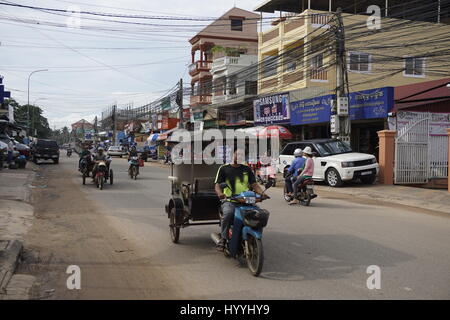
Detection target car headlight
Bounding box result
[341,161,355,168]
[371,158,377,164]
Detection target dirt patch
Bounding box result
[21,164,184,299]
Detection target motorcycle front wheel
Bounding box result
[245,235,264,277]
[300,192,311,206]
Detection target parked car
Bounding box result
[107,145,126,157]
[12,139,31,159]
[278,139,379,187]
[136,146,149,162]
[31,139,60,164]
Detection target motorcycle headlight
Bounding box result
[341,161,355,168]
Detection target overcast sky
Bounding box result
[0,0,270,129]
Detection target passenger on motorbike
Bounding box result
[290,147,315,205]
[285,149,305,197]
[91,147,108,181]
[214,149,269,251]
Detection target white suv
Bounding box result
[278,139,379,187]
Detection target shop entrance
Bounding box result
[351,120,385,158]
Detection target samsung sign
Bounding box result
[254,93,290,125]
[290,87,394,126]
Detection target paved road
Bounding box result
[33,155,450,299]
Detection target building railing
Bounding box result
[190,95,212,105]
[309,68,328,81]
[189,60,212,75]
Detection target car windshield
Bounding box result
[315,141,352,156]
[37,140,58,148]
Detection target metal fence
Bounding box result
[394,112,449,184]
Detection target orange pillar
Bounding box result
[377,130,396,185]
[448,128,450,193]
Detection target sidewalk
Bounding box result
[273,172,450,214]
[313,181,450,215]
[0,165,37,297]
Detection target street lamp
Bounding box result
[27,69,48,135]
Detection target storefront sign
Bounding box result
[348,87,394,120]
[289,87,394,126]
[290,94,334,125]
[254,93,290,125]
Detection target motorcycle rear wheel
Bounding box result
[246,235,264,277]
[300,192,311,206]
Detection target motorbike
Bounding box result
[67,148,72,157]
[283,167,317,206]
[128,156,139,180]
[254,163,277,187]
[94,160,108,190]
[211,181,273,277]
[79,154,93,185]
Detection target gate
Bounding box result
[394,112,449,184]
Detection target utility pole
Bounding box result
[177,78,184,129]
[331,8,350,143]
[112,105,117,145]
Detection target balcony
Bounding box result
[260,10,333,48]
[309,68,328,81]
[210,55,257,74]
[189,60,212,76]
[190,94,212,106]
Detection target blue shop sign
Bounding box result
[290,94,334,125]
[349,87,394,120]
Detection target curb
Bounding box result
[0,240,23,294]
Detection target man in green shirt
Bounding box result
[214,149,268,251]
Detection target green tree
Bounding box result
[11,100,51,138]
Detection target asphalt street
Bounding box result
[36,155,450,299]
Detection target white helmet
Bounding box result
[294,148,303,157]
[303,146,313,156]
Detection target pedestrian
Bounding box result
[7,139,14,166]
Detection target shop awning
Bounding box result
[394,78,450,111]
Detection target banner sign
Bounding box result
[289,87,394,125]
[348,87,394,120]
[290,94,334,125]
[254,93,290,125]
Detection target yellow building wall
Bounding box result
[258,9,450,96]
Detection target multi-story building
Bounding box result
[254,0,450,154]
[188,7,260,118]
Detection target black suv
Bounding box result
[31,139,60,164]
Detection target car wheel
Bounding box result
[326,168,343,187]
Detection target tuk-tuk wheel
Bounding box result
[169,207,180,243]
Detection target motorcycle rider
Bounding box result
[91,147,108,181]
[214,149,269,251]
[285,148,305,197]
[290,146,315,205]
[128,145,139,175]
[79,144,92,171]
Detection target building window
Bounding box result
[311,53,323,69]
[263,55,279,78]
[231,19,243,31]
[349,52,370,72]
[404,57,425,77]
[228,76,237,95]
[245,81,257,95]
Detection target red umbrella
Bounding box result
[258,125,293,139]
